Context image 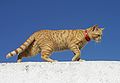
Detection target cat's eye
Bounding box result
[98,35,101,37]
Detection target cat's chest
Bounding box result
[76,40,87,49]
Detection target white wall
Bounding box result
[0,61,120,83]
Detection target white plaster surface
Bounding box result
[0,61,120,83]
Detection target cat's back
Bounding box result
[34,29,80,36]
[34,29,82,43]
[34,29,83,40]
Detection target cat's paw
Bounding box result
[53,60,58,62]
[79,59,86,62]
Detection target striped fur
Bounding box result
[6,34,35,58]
[6,25,104,62]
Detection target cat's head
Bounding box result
[88,25,104,43]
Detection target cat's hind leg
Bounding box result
[17,54,23,63]
[17,51,28,63]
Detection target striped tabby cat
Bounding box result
[6,25,104,62]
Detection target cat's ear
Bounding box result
[101,28,104,31]
[92,24,98,31]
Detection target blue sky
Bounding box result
[0,0,120,62]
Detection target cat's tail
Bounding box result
[6,34,35,58]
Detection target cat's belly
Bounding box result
[53,44,68,51]
[53,48,68,51]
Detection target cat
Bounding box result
[6,25,104,62]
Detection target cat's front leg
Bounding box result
[70,45,81,61]
[75,57,86,62]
